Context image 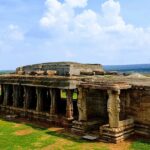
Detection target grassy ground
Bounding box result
[0,119,149,150]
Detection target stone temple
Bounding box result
[0,62,149,143]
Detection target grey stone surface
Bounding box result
[16,62,104,76]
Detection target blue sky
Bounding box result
[0,0,150,70]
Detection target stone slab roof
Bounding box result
[0,73,150,90]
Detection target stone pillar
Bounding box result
[3,84,10,106]
[36,87,43,112]
[107,90,120,128]
[77,88,87,121]
[23,86,31,110]
[13,85,20,107]
[66,89,73,120]
[0,84,4,104]
[50,89,57,115]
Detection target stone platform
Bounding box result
[100,118,134,143]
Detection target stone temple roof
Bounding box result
[16,62,104,76]
[0,62,150,90]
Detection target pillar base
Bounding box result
[72,120,101,135]
[100,118,134,143]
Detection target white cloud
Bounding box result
[65,0,88,8]
[35,0,150,64]
[102,0,120,16]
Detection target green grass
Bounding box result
[0,119,149,150]
[0,119,108,150]
[130,139,150,150]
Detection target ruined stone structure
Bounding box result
[0,62,150,143]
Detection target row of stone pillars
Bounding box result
[0,84,75,120]
[1,84,123,128]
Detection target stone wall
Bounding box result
[128,88,150,136]
[129,88,150,125]
[119,90,130,120]
[86,89,108,123]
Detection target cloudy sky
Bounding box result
[0,0,150,69]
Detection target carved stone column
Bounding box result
[107,90,120,128]
[36,87,43,112]
[13,85,20,107]
[66,89,73,120]
[3,84,10,106]
[50,89,57,115]
[77,88,87,121]
[23,86,31,110]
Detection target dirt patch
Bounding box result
[13,123,22,128]
[107,140,132,150]
[15,129,34,136]
[42,138,73,150]
[48,127,64,132]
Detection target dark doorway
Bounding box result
[58,90,67,115]
[43,88,51,113]
[28,87,37,110]
[7,85,13,106]
[18,86,24,108]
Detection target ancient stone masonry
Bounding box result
[0,62,150,143]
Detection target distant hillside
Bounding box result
[104,64,150,74]
[0,70,14,75]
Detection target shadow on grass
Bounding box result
[46,130,88,144]
[0,116,47,131]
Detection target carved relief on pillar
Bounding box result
[36,87,43,112]
[77,88,87,121]
[50,88,57,115]
[107,90,120,128]
[66,89,74,120]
